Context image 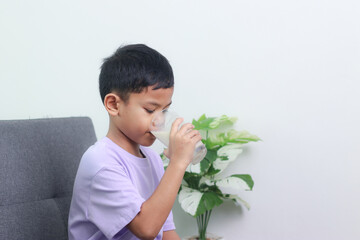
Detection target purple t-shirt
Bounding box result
[68,137,175,240]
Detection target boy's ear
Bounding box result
[104,93,122,116]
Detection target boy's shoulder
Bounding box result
[81,137,115,164]
[81,137,162,170]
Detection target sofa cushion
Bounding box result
[0,117,97,240]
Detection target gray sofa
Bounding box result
[0,117,97,240]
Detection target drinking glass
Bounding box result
[150,111,207,165]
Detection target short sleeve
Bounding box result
[163,210,176,231]
[87,166,145,239]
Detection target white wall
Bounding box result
[1,1,359,239]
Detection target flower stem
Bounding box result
[196,210,212,240]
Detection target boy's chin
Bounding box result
[141,142,154,147]
[140,136,156,147]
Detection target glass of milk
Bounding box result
[150,111,207,165]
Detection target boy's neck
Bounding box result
[106,131,143,158]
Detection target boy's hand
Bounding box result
[164,118,202,169]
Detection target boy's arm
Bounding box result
[163,230,181,240]
[127,119,201,240]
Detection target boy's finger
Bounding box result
[170,117,183,137]
[186,129,201,139]
[178,123,195,135]
[163,148,170,158]
[191,134,203,144]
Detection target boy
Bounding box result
[68,44,202,240]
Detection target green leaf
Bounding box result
[217,144,243,161]
[178,187,204,216]
[160,152,167,161]
[186,162,201,174]
[193,114,237,131]
[205,130,261,149]
[198,149,217,175]
[178,187,223,217]
[205,132,226,149]
[195,191,223,217]
[198,177,222,193]
[205,175,253,195]
[226,129,261,143]
[160,151,169,170]
[219,155,229,161]
[205,149,217,163]
[183,172,202,190]
[212,144,243,175]
[207,185,223,195]
[228,195,251,210]
[208,115,237,129]
[206,165,221,176]
[200,158,211,173]
[192,114,216,130]
[197,114,207,122]
[231,174,254,190]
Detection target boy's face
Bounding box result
[114,86,174,148]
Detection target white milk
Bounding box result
[151,130,170,146]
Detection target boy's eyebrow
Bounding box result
[146,101,172,108]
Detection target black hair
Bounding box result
[99,44,174,103]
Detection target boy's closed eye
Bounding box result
[144,107,170,114]
[144,101,172,114]
[144,108,155,114]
